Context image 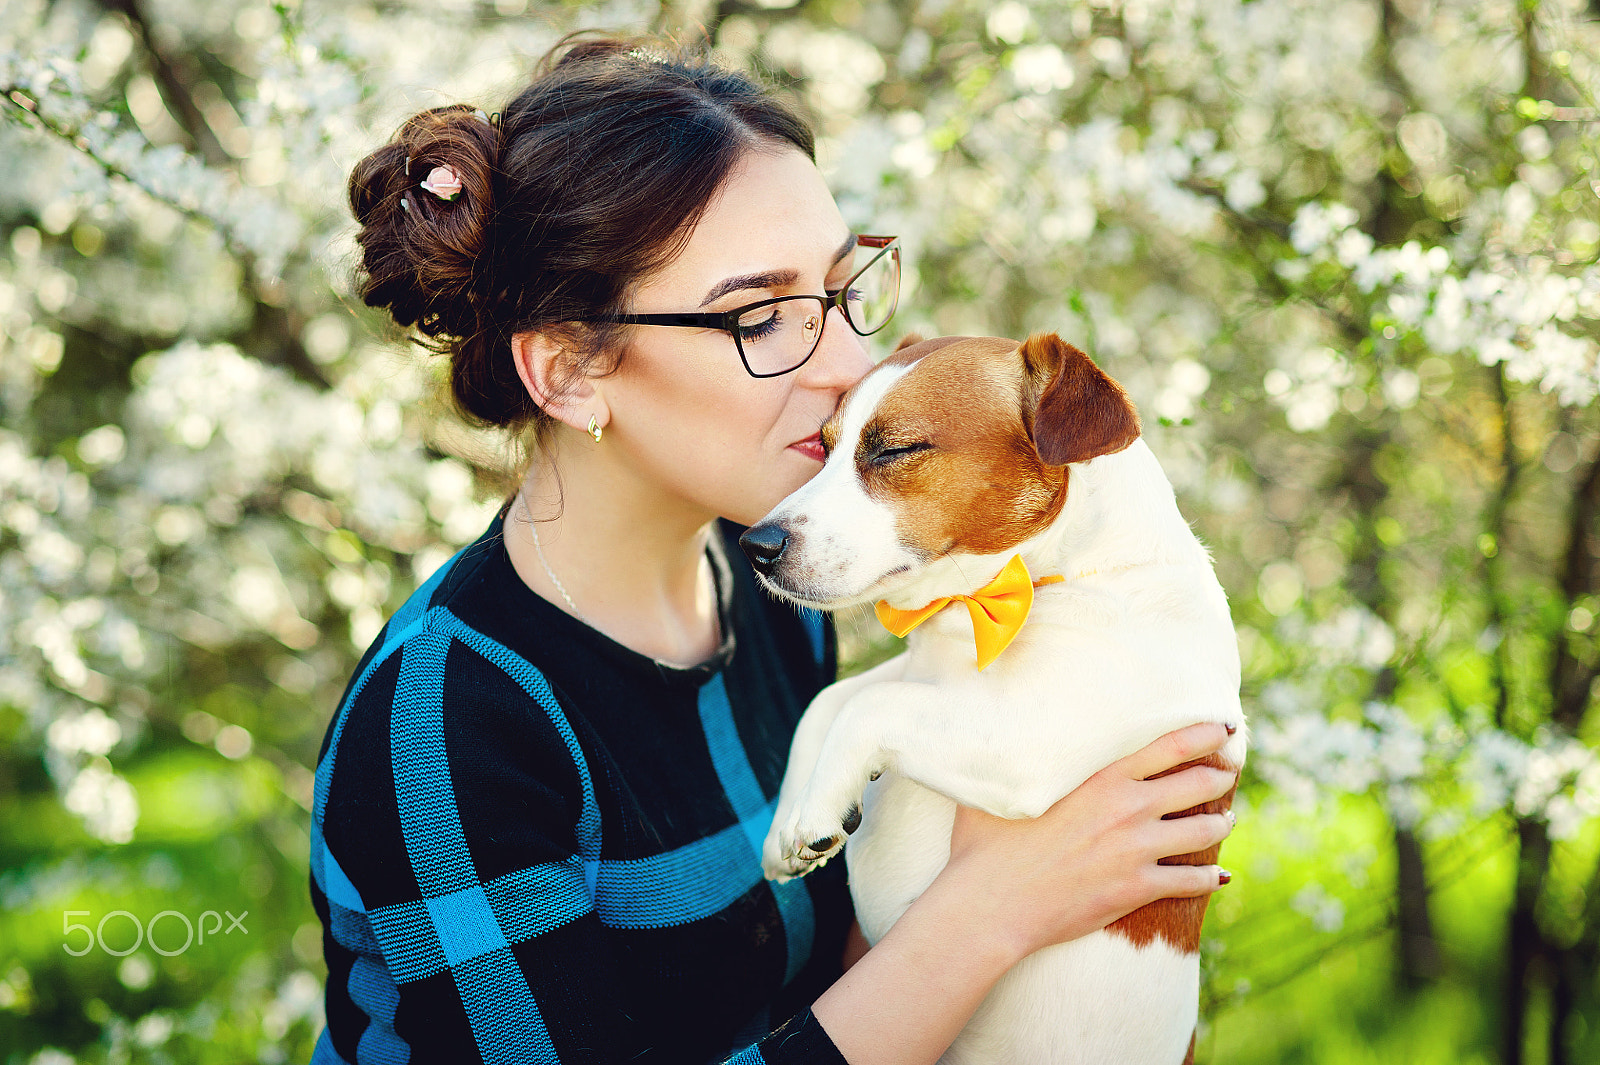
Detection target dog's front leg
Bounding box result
[776,679,1109,870]
[774,678,972,871]
[762,653,909,881]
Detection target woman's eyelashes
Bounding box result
[736,306,783,342]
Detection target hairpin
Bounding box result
[419,164,463,202]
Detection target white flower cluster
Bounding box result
[1,336,497,842]
[114,339,499,626]
[0,47,302,279]
[1251,698,1426,817]
[1,422,146,843]
[1462,731,1600,841]
[1287,199,1600,406]
[1255,674,1600,841]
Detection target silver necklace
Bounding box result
[515,486,723,658]
[519,487,585,622]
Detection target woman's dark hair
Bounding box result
[346,33,816,433]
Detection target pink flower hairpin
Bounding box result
[419,164,463,202]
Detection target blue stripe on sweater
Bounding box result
[309,1028,354,1065]
[594,802,775,928]
[315,570,823,1058]
[386,629,560,1061]
[456,948,560,1065]
[697,675,814,984]
[349,954,406,1064]
[436,612,602,873]
[392,633,479,897]
[314,548,464,824]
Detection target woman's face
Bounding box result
[596,146,879,528]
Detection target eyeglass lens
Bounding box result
[732,245,900,376]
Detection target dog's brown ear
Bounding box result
[893,332,925,353]
[1021,333,1141,466]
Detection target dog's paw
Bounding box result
[772,793,862,875]
[761,827,813,882]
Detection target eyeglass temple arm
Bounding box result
[578,311,729,327]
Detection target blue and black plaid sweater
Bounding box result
[308,505,854,1064]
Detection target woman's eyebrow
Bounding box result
[698,232,859,307]
[829,230,859,266]
[700,269,798,307]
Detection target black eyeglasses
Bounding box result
[581,235,900,378]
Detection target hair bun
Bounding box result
[348,103,499,339]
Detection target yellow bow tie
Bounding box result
[875,554,1064,670]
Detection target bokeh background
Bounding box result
[3,0,1600,1062]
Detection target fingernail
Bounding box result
[1218,868,1232,886]
[1224,723,1237,735]
[1225,809,1237,829]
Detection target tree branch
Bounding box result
[1484,363,1522,730]
[97,0,233,168]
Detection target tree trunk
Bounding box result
[1394,824,1441,987]
[1505,817,1553,1065]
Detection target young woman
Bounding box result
[311,34,1237,1065]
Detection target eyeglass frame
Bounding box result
[576,235,901,379]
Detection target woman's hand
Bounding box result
[940,721,1238,963]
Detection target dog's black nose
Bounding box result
[739,523,789,575]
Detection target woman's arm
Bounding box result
[810,721,1236,1065]
[840,919,871,972]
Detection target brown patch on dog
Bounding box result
[856,338,1067,558]
[818,336,1006,469]
[819,333,1141,560]
[1106,751,1239,954]
[1020,333,1141,467]
[884,333,986,366]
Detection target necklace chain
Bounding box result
[519,487,585,623]
[515,486,723,657]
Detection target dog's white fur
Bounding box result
[751,350,1246,1065]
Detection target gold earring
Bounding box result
[587,415,603,443]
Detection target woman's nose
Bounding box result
[802,306,874,389]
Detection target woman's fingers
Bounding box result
[1147,762,1238,816]
[943,721,1244,955]
[1149,809,1234,858]
[1116,721,1232,782]
[1146,863,1233,900]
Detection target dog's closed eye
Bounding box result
[870,442,932,465]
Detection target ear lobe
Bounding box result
[1022,333,1141,466]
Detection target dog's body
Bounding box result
[741,334,1245,1065]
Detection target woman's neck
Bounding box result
[502,441,724,668]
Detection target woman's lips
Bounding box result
[790,432,825,462]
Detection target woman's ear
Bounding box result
[510,329,609,436]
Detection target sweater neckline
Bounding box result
[483,499,739,684]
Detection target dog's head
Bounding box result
[740,332,1140,608]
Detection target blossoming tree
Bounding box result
[2,0,1598,1061]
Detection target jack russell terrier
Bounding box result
[739,333,1246,1065]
